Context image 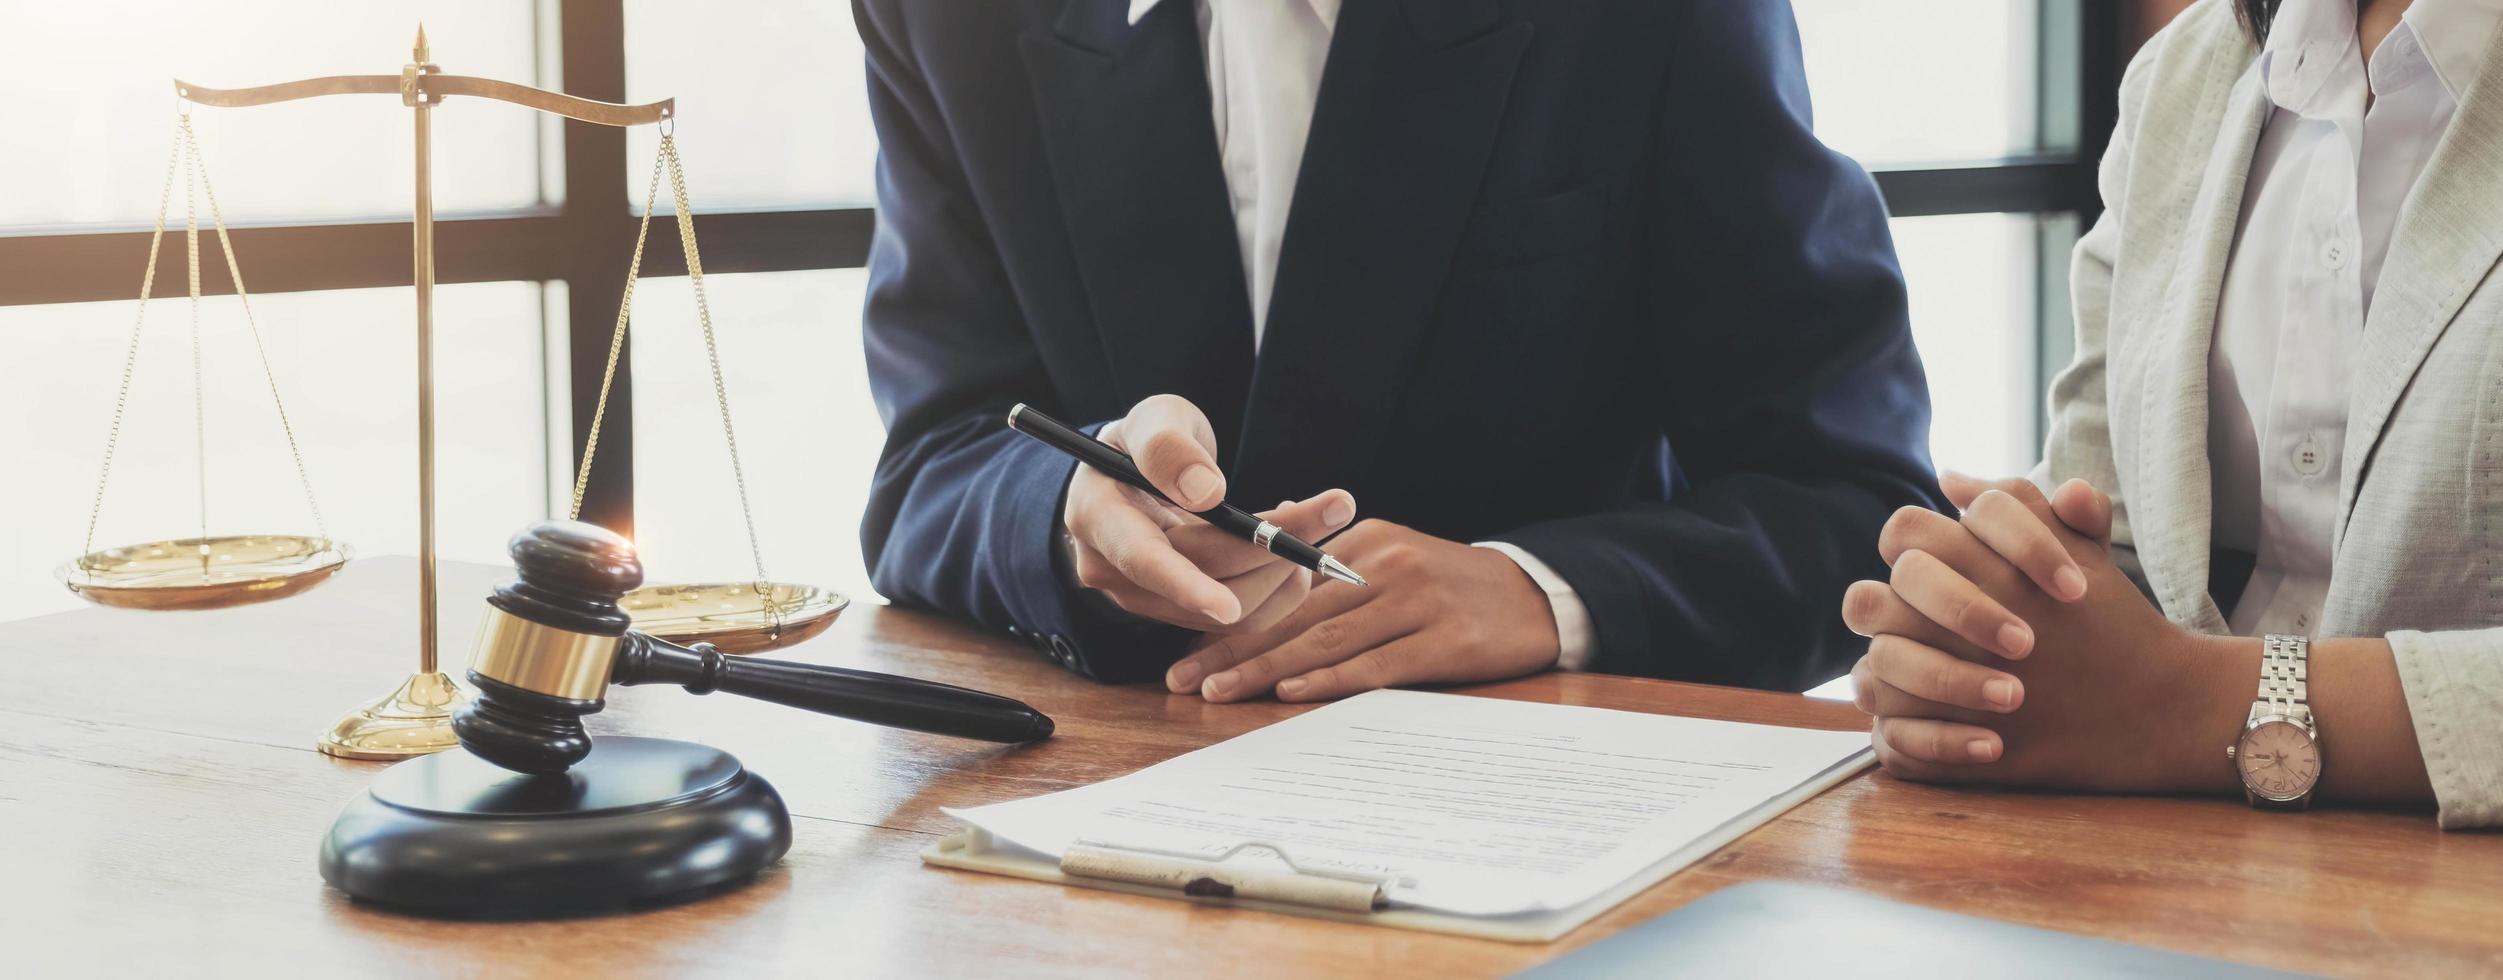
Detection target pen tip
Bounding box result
[1320,556,1368,588]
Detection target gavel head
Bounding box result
[451,521,643,774]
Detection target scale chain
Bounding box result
[566,135,667,523]
[79,119,186,565]
[184,113,208,563]
[568,136,779,635]
[662,138,773,597]
[78,113,334,570]
[180,116,329,541]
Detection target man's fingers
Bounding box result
[1865,635,2022,713]
[1121,395,1225,510]
[1171,634,1249,693]
[2052,478,2115,544]
[1271,489,1357,544]
[1218,561,1308,635]
[1166,490,1359,578]
[1202,602,1408,703]
[1169,580,1370,693]
[1891,549,2032,660]
[1081,502,1240,624]
[1963,489,2088,601]
[1276,635,1434,702]
[1874,716,2004,766]
[1071,539,1229,627]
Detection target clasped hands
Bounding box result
[1844,474,2237,792]
[1063,395,1561,703]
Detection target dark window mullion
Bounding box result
[559,0,638,537]
[1871,159,2097,217]
[0,215,571,305]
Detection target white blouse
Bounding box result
[2207,0,2500,636]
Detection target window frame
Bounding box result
[0,0,2120,534]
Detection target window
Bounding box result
[626,269,882,604]
[0,2,2119,625]
[0,0,543,226]
[1793,0,2115,478]
[621,2,878,209]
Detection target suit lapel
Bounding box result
[2136,67,2271,634]
[1020,0,1257,455]
[1228,0,1532,502]
[2337,17,2503,546]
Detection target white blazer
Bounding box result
[2046,0,2503,828]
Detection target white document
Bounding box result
[940,689,1871,918]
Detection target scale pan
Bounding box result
[58,535,351,611]
[621,582,849,655]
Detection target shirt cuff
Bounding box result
[1472,541,1596,671]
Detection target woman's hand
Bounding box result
[1841,477,2245,793]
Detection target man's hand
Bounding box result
[1065,394,1356,633]
[1163,519,1562,702]
[1840,477,2245,793]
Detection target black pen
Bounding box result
[1006,404,1368,588]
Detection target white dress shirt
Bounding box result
[2209,0,2500,636]
[1126,0,1596,666]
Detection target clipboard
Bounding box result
[919,747,1873,944]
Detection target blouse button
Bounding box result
[2320,239,2349,270]
[2291,437,2328,477]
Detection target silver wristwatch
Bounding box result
[2226,634,2323,810]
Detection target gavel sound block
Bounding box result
[318,521,1052,918]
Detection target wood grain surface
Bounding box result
[1,558,2496,978]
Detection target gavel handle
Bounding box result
[611,632,1055,743]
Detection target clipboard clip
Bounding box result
[1060,839,1394,913]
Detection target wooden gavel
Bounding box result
[450,521,1053,775]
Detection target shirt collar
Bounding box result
[1129,0,1342,28]
[2262,0,2503,111]
[2409,0,2503,101]
[2259,0,2361,113]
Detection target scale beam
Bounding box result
[175,75,674,129]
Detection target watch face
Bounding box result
[2236,719,2322,802]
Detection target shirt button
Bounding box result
[2295,613,2311,631]
[2291,437,2328,476]
[2321,240,2349,270]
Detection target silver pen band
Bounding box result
[1252,520,1282,552]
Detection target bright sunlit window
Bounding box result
[1795,0,2079,480]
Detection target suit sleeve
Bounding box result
[1485,1,1944,691]
[853,0,1187,681]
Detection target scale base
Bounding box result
[316,670,462,760]
[319,736,792,918]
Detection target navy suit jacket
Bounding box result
[856,0,1944,689]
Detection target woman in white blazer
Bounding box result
[1842,0,2502,828]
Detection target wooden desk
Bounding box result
[2,558,2497,977]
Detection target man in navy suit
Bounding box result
[855,0,1942,702]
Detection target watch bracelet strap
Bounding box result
[2255,633,2311,726]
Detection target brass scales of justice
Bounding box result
[56,26,847,760]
